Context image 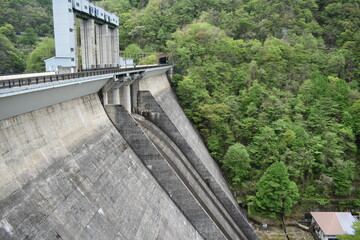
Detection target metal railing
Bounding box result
[0,65,170,89]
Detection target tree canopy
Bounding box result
[221,143,251,188]
[254,162,300,219]
[0,33,25,74]
[26,38,54,72]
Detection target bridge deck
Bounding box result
[0,65,172,121]
[0,65,169,89]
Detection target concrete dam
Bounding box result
[0,67,259,239]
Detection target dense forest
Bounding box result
[1,0,359,221]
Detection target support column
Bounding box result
[110,28,120,67]
[103,92,108,105]
[96,24,111,68]
[120,85,131,113]
[80,19,96,70]
[131,81,139,111]
[106,26,112,67]
[112,88,120,105]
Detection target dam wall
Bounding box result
[0,68,259,240]
[105,105,245,239]
[137,73,259,239]
[0,94,203,240]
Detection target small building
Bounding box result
[311,212,358,240]
[120,57,134,67]
[44,57,76,73]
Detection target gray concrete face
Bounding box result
[105,105,245,239]
[112,88,120,105]
[137,74,259,240]
[110,28,120,67]
[96,24,110,68]
[0,94,203,240]
[80,19,96,70]
[120,85,131,113]
[0,74,113,121]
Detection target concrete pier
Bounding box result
[96,24,110,68]
[80,19,96,70]
[110,28,120,67]
[120,85,131,113]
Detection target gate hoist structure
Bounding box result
[45,0,120,72]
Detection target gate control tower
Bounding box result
[45,0,120,73]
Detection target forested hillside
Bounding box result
[0,0,53,74]
[1,0,359,220]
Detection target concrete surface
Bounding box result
[105,104,250,239]
[0,69,259,240]
[137,73,259,240]
[105,105,224,239]
[0,94,203,240]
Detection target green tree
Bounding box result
[221,143,251,187]
[123,43,142,63]
[350,99,360,137]
[255,162,300,219]
[0,34,25,74]
[0,24,16,42]
[249,126,280,168]
[139,54,158,65]
[26,38,54,72]
[18,27,38,46]
[332,160,356,196]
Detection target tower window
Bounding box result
[69,28,73,32]
[70,48,74,52]
[68,8,72,13]
[71,58,75,62]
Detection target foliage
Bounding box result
[139,54,158,65]
[0,34,25,74]
[26,38,54,72]
[123,43,142,63]
[254,162,300,219]
[221,143,251,188]
[332,160,356,196]
[0,24,16,42]
[350,100,360,137]
[0,0,52,37]
[0,0,53,74]
[18,28,38,46]
[165,11,359,209]
[337,222,360,240]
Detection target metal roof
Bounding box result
[311,212,358,236]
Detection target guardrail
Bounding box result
[0,65,170,89]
